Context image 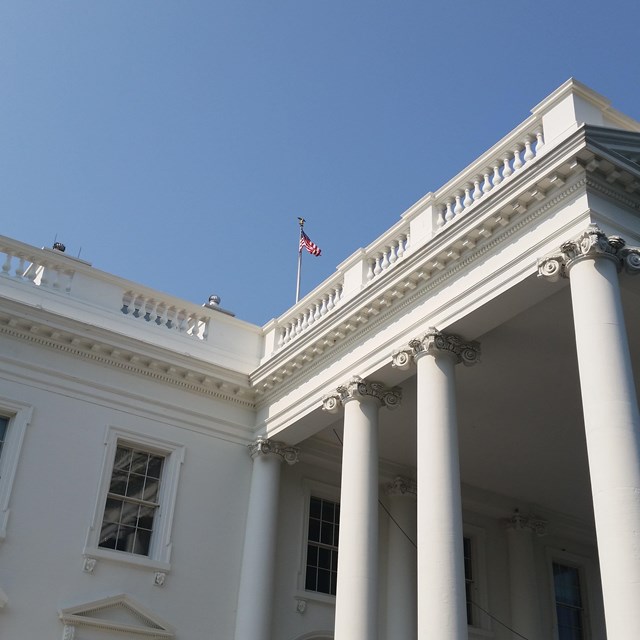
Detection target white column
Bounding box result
[385,476,417,640]
[539,225,640,640]
[505,510,546,640]
[234,439,298,640]
[323,377,402,640]
[394,330,479,640]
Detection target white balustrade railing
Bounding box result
[365,231,410,283]
[434,127,544,229]
[277,282,344,349]
[1,244,76,292]
[1,238,211,342]
[121,291,209,340]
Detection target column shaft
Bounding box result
[506,523,543,640]
[569,257,640,638]
[385,484,417,640]
[416,352,468,640]
[234,452,282,640]
[335,397,380,640]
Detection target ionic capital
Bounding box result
[248,438,299,465]
[384,475,417,497]
[504,509,548,536]
[538,223,640,282]
[322,375,402,413]
[392,328,480,368]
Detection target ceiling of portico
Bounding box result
[307,271,640,526]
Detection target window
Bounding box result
[0,399,32,541]
[553,562,585,640]
[305,496,339,596]
[84,427,184,570]
[463,536,474,625]
[99,445,164,556]
[0,416,7,461]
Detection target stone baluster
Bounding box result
[512,145,523,171]
[502,154,513,179]
[453,192,464,216]
[381,249,390,271]
[1,252,11,275]
[472,177,482,201]
[523,136,535,162]
[492,163,502,186]
[535,129,544,153]
[397,235,406,260]
[444,200,455,223]
[366,259,375,282]
[482,170,492,194]
[463,185,473,208]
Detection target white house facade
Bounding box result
[1,79,639,640]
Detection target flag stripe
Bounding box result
[300,230,321,256]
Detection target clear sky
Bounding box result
[2,1,639,326]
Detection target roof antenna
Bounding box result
[77,247,82,259]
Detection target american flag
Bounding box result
[300,230,321,256]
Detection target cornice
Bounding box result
[0,311,256,409]
[253,174,589,409]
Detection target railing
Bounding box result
[121,291,209,340]
[432,127,544,230]
[1,244,76,292]
[0,239,210,342]
[267,117,546,355]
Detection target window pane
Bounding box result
[553,563,584,640]
[306,496,340,596]
[309,497,322,519]
[305,566,317,591]
[99,444,165,557]
[317,568,331,594]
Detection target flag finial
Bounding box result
[298,217,305,227]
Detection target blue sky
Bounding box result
[2,1,639,326]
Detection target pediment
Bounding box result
[59,594,174,638]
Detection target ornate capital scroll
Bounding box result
[393,328,480,368]
[322,375,402,413]
[248,438,299,465]
[538,223,640,281]
[384,475,417,497]
[504,509,548,536]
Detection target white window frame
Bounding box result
[297,479,341,605]
[0,397,33,541]
[463,524,492,637]
[83,426,185,571]
[547,547,594,640]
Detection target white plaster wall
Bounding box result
[0,334,255,640]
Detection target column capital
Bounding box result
[248,438,299,465]
[538,223,640,282]
[322,376,402,413]
[504,509,548,536]
[392,328,480,369]
[384,475,417,497]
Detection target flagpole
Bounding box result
[295,217,304,303]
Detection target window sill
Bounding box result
[83,547,171,573]
[294,589,336,607]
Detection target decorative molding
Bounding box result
[0,313,255,409]
[254,176,588,407]
[505,509,548,536]
[538,223,640,281]
[62,625,75,640]
[59,593,174,638]
[295,598,307,614]
[322,376,402,413]
[248,438,299,465]
[393,328,480,368]
[82,557,96,574]
[154,572,166,587]
[385,475,417,497]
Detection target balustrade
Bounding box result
[1,245,75,292]
[435,129,544,229]
[365,233,410,284]
[121,291,209,340]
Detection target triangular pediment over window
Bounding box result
[59,594,174,638]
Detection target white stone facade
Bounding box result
[1,79,639,639]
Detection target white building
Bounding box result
[1,79,639,640]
